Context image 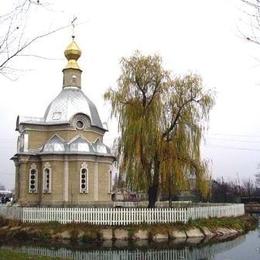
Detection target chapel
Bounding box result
[12,37,115,206]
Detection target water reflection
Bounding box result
[1,236,246,260]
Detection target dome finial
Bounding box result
[64,17,81,70]
[64,37,81,70]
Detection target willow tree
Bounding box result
[159,75,213,205]
[105,51,214,207]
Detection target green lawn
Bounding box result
[0,248,67,260]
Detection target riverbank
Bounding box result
[0,215,256,244]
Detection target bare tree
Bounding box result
[240,0,260,45]
[0,0,69,79]
[255,163,260,188]
[242,177,256,198]
[0,183,6,190]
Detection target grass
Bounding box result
[187,215,257,232]
[0,248,64,260]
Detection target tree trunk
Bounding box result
[148,185,158,208]
[168,172,173,208]
[147,158,160,208]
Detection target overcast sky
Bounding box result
[1,0,260,189]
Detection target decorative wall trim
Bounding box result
[94,162,99,201]
[108,167,112,194]
[24,134,29,152]
[63,157,69,202]
[24,127,105,136]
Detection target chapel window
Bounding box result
[43,164,52,193]
[80,164,88,193]
[29,164,38,193]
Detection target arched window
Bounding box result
[29,163,38,193]
[80,162,88,193]
[43,163,52,193]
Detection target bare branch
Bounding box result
[0,23,70,71]
[240,0,260,44]
[162,97,197,139]
[0,0,70,76]
[17,54,62,60]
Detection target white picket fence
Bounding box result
[0,204,244,225]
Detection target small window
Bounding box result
[72,114,91,129]
[43,165,52,193]
[76,120,84,129]
[29,164,38,193]
[80,163,88,193]
[72,75,77,84]
[52,112,61,120]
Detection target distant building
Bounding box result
[12,37,115,206]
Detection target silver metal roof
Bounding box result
[43,135,66,152]
[44,87,103,128]
[42,135,111,155]
[93,139,111,154]
[19,116,45,123]
[69,137,93,153]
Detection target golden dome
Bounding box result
[64,37,82,70]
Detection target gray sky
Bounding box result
[1,0,260,189]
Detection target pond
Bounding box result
[1,220,260,259]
